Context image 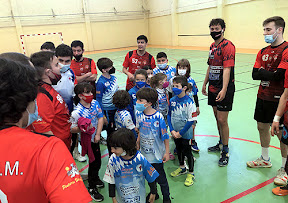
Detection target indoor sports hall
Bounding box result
[1,0,288,202]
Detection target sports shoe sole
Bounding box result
[246,163,272,168]
[274,178,288,186]
[171,170,187,177]
[272,187,288,196]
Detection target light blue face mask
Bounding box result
[26,100,38,127]
[135,103,147,112]
[157,63,168,70]
[265,30,278,44]
[59,63,70,73]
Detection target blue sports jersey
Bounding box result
[153,65,176,82]
[53,68,75,113]
[168,95,197,140]
[96,75,118,111]
[71,100,103,142]
[155,88,169,116]
[103,151,159,203]
[136,111,169,163]
[115,109,135,130]
[187,76,198,97]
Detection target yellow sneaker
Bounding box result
[170,167,187,177]
[184,173,195,186]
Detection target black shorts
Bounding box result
[254,98,283,123]
[208,90,234,111]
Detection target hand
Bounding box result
[216,89,227,102]
[174,131,181,138]
[112,197,118,203]
[162,152,170,163]
[94,134,100,143]
[85,72,92,77]
[196,107,200,115]
[171,130,177,138]
[127,72,135,81]
[148,194,156,203]
[271,121,280,136]
[202,84,208,96]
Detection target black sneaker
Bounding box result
[95,179,105,188]
[146,192,159,202]
[218,152,229,167]
[208,143,222,152]
[88,188,104,202]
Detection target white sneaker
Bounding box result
[274,167,288,186]
[73,151,87,162]
[246,156,272,168]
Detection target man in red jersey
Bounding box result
[247,16,288,187]
[123,35,156,91]
[0,57,92,203]
[30,51,72,149]
[202,18,235,167]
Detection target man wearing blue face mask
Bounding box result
[247,16,288,187]
[153,52,176,98]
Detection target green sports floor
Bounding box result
[76,47,287,203]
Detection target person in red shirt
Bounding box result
[123,35,156,91]
[0,57,92,203]
[30,51,72,149]
[202,18,235,167]
[247,16,288,187]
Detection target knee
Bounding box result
[217,116,228,126]
[257,123,269,133]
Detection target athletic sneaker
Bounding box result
[95,179,105,188]
[73,151,87,162]
[246,156,272,168]
[191,141,200,152]
[218,152,229,167]
[171,167,187,177]
[169,152,175,160]
[100,136,107,145]
[88,188,104,202]
[208,143,222,152]
[184,173,195,186]
[274,167,288,186]
[272,185,288,196]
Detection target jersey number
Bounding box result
[132,58,138,64]
[262,54,269,62]
[0,189,8,203]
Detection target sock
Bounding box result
[261,147,269,161]
[282,157,287,168]
[223,145,229,153]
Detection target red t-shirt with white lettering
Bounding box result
[0,126,92,203]
[123,50,156,91]
[31,82,71,149]
[254,41,288,102]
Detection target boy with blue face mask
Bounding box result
[135,87,171,202]
[168,76,197,187]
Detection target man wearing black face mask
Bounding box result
[202,18,235,167]
[70,40,98,93]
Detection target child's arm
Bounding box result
[193,95,200,115]
[95,82,104,110]
[167,104,177,138]
[108,184,117,203]
[162,139,170,163]
[148,181,157,203]
[95,117,104,143]
[179,121,194,136]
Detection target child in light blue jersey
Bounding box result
[112,90,137,138]
[104,128,159,203]
[70,82,104,201]
[96,57,119,154]
[136,87,171,202]
[128,69,149,124]
[168,76,197,187]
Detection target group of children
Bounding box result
[38,41,200,203]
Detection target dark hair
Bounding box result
[71,40,84,49]
[186,83,193,93]
[74,82,93,105]
[0,52,31,66]
[134,69,147,79]
[30,51,55,80]
[136,87,158,105]
[263,16,285,33]
[173,75,188,88]
[55,44,73,59]
[209,18,226,29]
[97,57,113,72]
[150,73,167,88]
[108,128,137,156]
[0,58,37,126]
[40,41,55,51]
[137,35,148,43]
[113,90,131,109]
[156,52,167,59]
[176,59,191,78]
[142,65,153,71]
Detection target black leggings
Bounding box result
[174,138,194,172]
